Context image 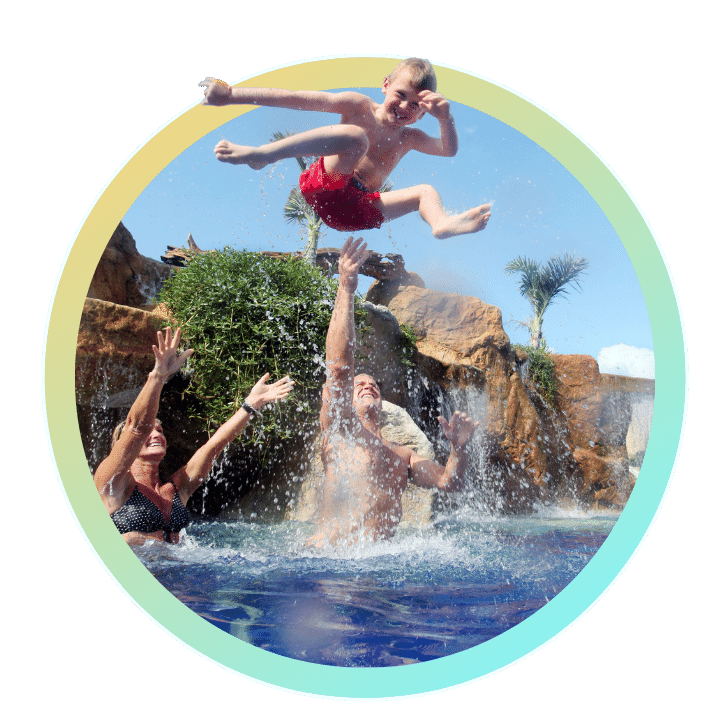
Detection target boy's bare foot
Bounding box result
[432,203,492,239]
[214,140,268,170]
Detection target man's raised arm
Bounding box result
[320,237,369,433]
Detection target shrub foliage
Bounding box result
[515,342,558,406]
[158,248,345,444]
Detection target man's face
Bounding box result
[353,374,382,407]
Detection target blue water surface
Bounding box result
[136,509,617,667]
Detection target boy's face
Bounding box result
[381,70,425,126]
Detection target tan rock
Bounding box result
[381,285,510,363]
[552,355,632,507]
[88,222,172,308]
[76,298,165,405]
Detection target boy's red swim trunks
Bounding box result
[299,157,384,232]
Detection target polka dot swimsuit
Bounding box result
[110,486,192,540]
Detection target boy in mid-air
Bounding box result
[199,58,491,238]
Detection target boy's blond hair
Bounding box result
[387,58,437,93]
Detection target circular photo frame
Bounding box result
[46,57,684,697]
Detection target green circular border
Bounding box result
[45,57,684,697]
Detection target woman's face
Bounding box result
[138,421,167,460]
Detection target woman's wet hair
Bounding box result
[387,58,437,93]
[111,418,162,447]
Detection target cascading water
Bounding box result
[77,342,621,667]
[122,378,614,666]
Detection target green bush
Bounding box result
[158,248,355,444]
[515,343,557,406]
[398,323,418,367]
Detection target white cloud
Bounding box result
[598,344,655,379]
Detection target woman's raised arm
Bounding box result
[172,373,294,503]
[93,327,193,508]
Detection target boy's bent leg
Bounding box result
[377,185,492,239]
[215,125,369,174]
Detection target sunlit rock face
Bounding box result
[87,222,172,308]
[368,280,654,511]
[552,356,634,508]
[76,299,163,405]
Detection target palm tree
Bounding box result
[505,252,589,349]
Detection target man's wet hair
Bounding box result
[387,58,437,93]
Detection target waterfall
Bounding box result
[627,395,654,470]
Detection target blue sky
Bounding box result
[123,86,653,374]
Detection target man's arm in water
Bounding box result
[408,411,479,492]
[320,237,370,436]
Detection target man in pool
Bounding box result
[307,237,480,547]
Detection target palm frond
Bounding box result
[505,252,589,347]
[283,188,312,225]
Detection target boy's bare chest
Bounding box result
[356,134,409,187]
[364,127,408,164]
[343,115,408,171]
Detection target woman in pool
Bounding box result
[93,327,294,545]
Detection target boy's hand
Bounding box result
[418,91,452,121]
[199,77,232,106]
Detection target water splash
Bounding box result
[134,510,616,666]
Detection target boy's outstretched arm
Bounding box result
[407,91,459,157]
[199,77,367,115]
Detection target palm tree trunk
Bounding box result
[530,314,542,349]
[303,223,320,264]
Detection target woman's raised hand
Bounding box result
[245,373,295,409]
[152,327,194,380]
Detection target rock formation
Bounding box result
[77,223,653,518]
[88,222,172,308]
[366,279,654,510]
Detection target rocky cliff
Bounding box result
[76,223,653,517]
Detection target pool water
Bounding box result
[136,508,618,667]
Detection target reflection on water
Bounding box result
[136,509,617,667]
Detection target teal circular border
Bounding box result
[45,57,685,697]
